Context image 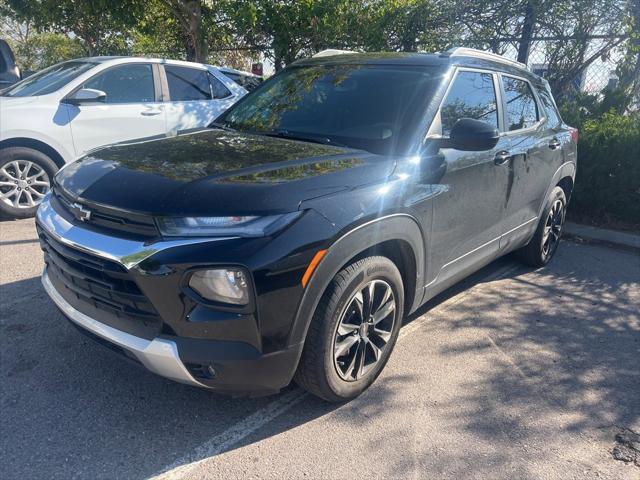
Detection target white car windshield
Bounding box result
[1,60,96,97]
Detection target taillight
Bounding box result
[569,127,579,144]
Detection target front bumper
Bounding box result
[35,192,330,394]
[43,267,303,395]
[42,268,206,387]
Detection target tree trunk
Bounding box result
[189,0,207,63]
[517,0,538,64]
[165,0,207,63]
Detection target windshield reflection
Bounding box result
[218,64,441,155]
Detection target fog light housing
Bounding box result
[188,268,250,305]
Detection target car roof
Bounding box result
[292,50,543,85]
[73,56,213,70]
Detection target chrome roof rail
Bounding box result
[446,47,529,71]
[312,49,358,58]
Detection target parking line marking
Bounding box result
[153,262,521,479]
[151,388,309,479]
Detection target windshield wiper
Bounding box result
[209,121,236,132]
[260,129,349,148]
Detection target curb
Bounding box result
[564,222,640,251]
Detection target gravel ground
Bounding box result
[1,218,639,480]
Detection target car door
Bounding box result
[67,63,166,157]
[162,65,236,136]
[497,75,562,250]
[426,69,512,290]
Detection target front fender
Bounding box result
[286,214,425,348]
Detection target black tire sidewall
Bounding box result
[535,187,567,265]
[321,257,404,400]
[0,147,58,219]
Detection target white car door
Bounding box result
[163,65,239,136]
[67,63,166,157]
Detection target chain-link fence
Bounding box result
[477,38,626,96]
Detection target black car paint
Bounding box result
[0,40,20,88]
[55,130,388,216]
[39,52,576,395]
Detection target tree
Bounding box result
[231,0,450,71]
[453,0,629,101]
[231,0,349,70]
[6,0,143,55]
[0,1,84,71]
[158,0,209,62]
[361,0,450,52]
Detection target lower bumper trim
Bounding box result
[42,267,205,388]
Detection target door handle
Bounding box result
[494,150,511,165]
[548,138,561,150]
[141,110,162,116]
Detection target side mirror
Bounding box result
[63,88,106,105]
[445,118,499,151]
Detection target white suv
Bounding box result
[0,56,247,218]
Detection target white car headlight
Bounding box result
[156,212,301,237]
[188,268,250,305]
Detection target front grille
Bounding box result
[38,226,162,339]
[53,187,158,239]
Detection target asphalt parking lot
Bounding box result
[1,218,638,480]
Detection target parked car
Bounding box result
[0,56,247,218]
[216,66,263,91]
[37,48,577,402]
[0,39,21,88]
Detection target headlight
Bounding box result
[156,212,301,237]
[188,268,250,305]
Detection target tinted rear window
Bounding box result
[165,65,211,101]
[502,76,539,131]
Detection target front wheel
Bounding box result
[294,256,404,402]
[0,147,58,219]
[516,186,567,267]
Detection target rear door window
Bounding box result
[440,71,499,135]
[165,65,212,101]
[502,76,539,131]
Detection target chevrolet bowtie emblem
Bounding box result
[70,202,92,221]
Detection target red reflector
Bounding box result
[569,127,579,143]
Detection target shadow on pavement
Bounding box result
[376,241,639,478]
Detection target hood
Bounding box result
[55,129,396,216]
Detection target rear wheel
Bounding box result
[0,147,58,219]
[295,256,404,402]
[516,186,567,267]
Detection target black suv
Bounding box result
[37,48,577,401]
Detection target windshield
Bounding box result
[1,61,97,97]
[217,64,441,155]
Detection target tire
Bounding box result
[295,255,404,402]
[516,186,567,267]
[0,147,58,219]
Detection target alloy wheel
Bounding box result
[542,198,565,258]
[332,279,397,381]
[0,160,50,209]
